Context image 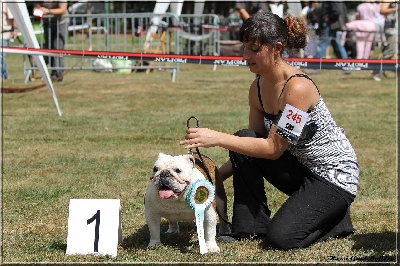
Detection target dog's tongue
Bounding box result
[159,190,175,199]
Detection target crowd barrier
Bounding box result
[9,46,397,72]
[18,12,398,83]
[171,14,220,56]
[21,12,221,82]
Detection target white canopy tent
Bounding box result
[6,1,62,116]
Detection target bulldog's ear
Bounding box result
[183,154,195,168]
[158,153,170,160]
[158,152,166,158]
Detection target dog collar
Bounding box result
[185,179,215,254]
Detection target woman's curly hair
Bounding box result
[239,10,308,55]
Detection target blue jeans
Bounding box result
[1,39,9,78]
[314,22,348,59]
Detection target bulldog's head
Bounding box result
[150,153,195,200]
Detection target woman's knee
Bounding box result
[265,221,321,250]
[264,225,293,250]
[264,221,309,250]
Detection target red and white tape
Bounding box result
[2,46,398,71]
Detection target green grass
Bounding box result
[1,52,397,263]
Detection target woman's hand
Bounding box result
[179,127,220,149]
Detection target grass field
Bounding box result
[1,52,398,264]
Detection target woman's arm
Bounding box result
[180,77,290,159]
[36,3,67,16]
[380,3,398,16]
[278,75,320,114]
[180,127,288,160]
[238,8,250,21]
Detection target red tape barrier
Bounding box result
[3,46,398,71]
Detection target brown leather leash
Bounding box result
[186,116,232,226]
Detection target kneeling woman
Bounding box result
[180,10,359,250]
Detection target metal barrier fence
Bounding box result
[21,12,396,82]
[22,12,221,82]
[172,14,220,56]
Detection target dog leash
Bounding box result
[186,116,213,183]
[186,117,203,164]
[186,116,232,227]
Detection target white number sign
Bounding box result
[275,103,309,144]
[66,199,122,257]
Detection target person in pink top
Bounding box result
[357,0,379,21]
[356,1,385,58]
[344,19,376,59]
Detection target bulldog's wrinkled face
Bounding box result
[150,153,195,200]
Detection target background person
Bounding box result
[371,1,398,81]
[343,17,375,59]
[299,1,319,58]
[180,10,359,250]
[268,0,287,18]
[1,0,17,79]
[33,1,69,82]
[235,1,269,21]
[314,1,349,60]
[356,0,384,59]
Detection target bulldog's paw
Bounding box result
[206,241,220,253]
[147,239,161,249]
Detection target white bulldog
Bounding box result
[144,153,231,253]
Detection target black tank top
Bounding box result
[257,73,319,136]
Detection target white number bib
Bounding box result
[275,103,309,144]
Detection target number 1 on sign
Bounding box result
[87,210,100,252]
